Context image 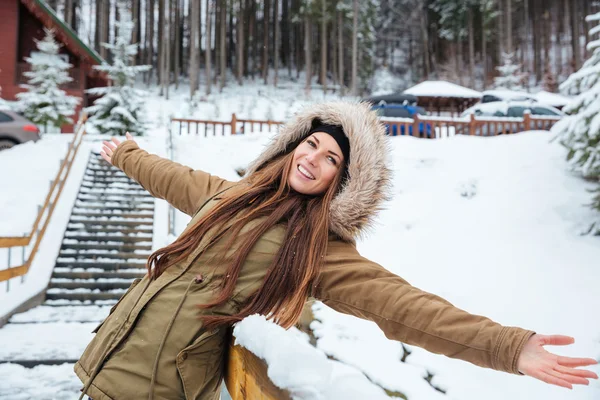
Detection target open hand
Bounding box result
[517,334,598,389]
[100,132,136,165]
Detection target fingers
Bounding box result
[100,150,112,165]
[557,356,598,368]
[547,367,590,386]
[102,143,114,157]
[111,137,121,147]
[540,335,575,346]
[537,370,573,389]
[554,364,599,380]
[126,132,132,140]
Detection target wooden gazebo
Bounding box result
[403,80,482,116]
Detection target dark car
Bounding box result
[371,103,432,137]
[0,109,41,151]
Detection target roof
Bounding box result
[21,0,104,65]
[404,80,482,99]
[362,93,418,105]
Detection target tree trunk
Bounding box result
[282,0,290,74]
[420,3,430,79]
[571,0,580,71]
[237,0,245,83]
[350,0,357,96]
[468,6,475,87]
[220,0,227,91]
[64,0,73,28]
[101,0,110,60]
[250,0,256,79]
[524,0,530,78]
[338,9,344,94]
[174,0,180,88]
[94,0,101,51]
[262,0,270,84]
[274,0,280,86]
[158,0,165,93]
[320,0,327,92]
[506,0,512,54]
[206,0,212,95]
[132,0,140,64]
[190,0,200,96]
[305,16,312,94]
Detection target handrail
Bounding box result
[171,114,284,136]
[0,115,87,283]
[225,343,291,400]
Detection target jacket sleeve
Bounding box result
[111,140,234,216]
[313,239,536,375]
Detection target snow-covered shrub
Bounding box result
[15,28,80,132]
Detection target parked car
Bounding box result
[480,89,538,104]
[459,101,563,135]
[460,101,564,118]
[0,109,40,151]
[371,103,432,137]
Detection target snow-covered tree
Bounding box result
[494,52,524,91]
[551,11,600,234]
[85,0,151,136]
[15,28,80,132]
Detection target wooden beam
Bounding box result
[0,237,30,248]
[0,264,29,281]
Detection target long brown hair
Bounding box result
[146,144,345,330]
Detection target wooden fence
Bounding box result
[0,116,87,285]
[171,112,560,139]
[381,112,561,139]
[171,114,284,136]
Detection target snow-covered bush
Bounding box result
[85,0,151,136]
[15,28,80,132]
[551,11,600,234]
[494,52,525,91]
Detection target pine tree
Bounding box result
[85,0,151,136]
[494,52,525,91]
[15,28,80,132]
[551,11,600,234]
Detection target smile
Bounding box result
[297,164,315,180]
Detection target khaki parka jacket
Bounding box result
[75,102,535,400]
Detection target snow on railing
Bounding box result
[228,314,390,400]
[0,114,87,288]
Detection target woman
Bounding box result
[76,101,597,400]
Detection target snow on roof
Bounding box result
[534,90,572,107]
[403,80,482,98]
[482,89,537,101]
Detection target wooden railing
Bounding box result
[171,114,284,136]
[0,115,87,285]
[171,112,560,141]
[381,112,561,139]
[225,344,291,399]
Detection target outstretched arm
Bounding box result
[315,239,597,388]
[101,133,234,216]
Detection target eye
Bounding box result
[307,139,316,148]
[327,156,337,165]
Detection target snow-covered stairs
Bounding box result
[0,151,154,369]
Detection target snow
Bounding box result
[535,90,573,108]
[403,80,482,98]
[482,89,538,102]
[233,314,391,400]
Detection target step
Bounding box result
[73,201,154,210]
[57,251,149,260]
[82,176,134,184]
[48,280,134,291]
[79,182,146,191]
[52,270,145,280]
[68,220,153,228]
[55,261,147,270]
[66,227,153,235]
[71,211,153,218]
[79,187,149,196]
[46,291,126,302]
[61,243,152,251]
[63,234,152,243]
[9,305,110,324]
[0,359,79,367]
[77,193,153,200]
[43,298,117,306]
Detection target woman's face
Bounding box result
[288,132,345,195]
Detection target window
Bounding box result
[507,107,526,117]
[0,112,14,122]
[532,107,559,116]
[383,107,411,118]
[482,95,502,103]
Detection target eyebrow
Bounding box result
[310,135,341,160]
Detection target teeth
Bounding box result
[298,165,315,180]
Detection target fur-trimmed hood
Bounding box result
[245,101,392,242]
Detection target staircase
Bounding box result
[0,151,153,370]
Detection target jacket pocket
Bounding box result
[176,328,225,400]
[91,277,143,334]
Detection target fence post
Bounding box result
[412,114,420,138]
[523,111,531,131]
[469,114,476,136]
[231,113,237,135]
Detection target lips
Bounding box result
[297,164,315,180]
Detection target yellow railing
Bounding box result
[0,115,87,283]
[226,344,291,400]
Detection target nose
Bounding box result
[305,152,317,166]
